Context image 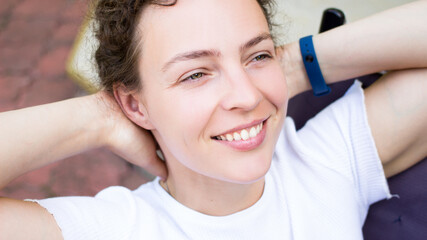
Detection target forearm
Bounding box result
[0,94,108,189]
[284,0,427,98]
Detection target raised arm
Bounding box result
[0,95,103,189]
[283,0,427,98]
[281,0,427,176]
[0,92,166,240]
[0,92,166,189]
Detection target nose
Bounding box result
[220,67,262,112]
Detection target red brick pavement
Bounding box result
[0,0,151,199]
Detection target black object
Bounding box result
[319,8,346,33]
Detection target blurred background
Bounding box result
[0,0,151,199]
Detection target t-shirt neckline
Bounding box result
[153,172,273,225]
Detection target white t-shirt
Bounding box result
[33,81,390,239]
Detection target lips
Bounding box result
[213,122,263,141]
[212,119,268,151]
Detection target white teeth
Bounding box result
[249,127,257,138]
[241,129,249,140]
[226,134,233,141]
[233,132,241,141]
[215,122,264,142]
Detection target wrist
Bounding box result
[299,35,330,96]
[81,92,118,149]
[279,42,311,98]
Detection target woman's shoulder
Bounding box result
[31,180,164,239]
[280,80,370,159]
[273,80,389,207]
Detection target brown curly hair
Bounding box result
[94,0,277,94]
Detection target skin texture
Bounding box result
[0,0,426,239]
[115,0,287,215]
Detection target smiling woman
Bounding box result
[0,0,426,239]
[113,0,288,216]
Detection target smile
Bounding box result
[214,122,263,142]
[212,119,268,151]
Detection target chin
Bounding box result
[223,154,273,184]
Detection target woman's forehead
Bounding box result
[137,0,270,69]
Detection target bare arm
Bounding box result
[283,0,427,98]
[0,199,63,240]
[365,69,427,177]
[0,92,166,189]
[281,0,427,176]
[0,96,101,240]
[0,92,166,240]
[0,95,104,189]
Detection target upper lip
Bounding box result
[213,117,268,137]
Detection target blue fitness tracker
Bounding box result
[299,35,331,96]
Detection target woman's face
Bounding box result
[136,0,288,184]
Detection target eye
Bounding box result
[182,72,205,82]
[252,53,271,62]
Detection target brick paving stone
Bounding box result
[10,162,61,189]
[12,0,67,20]
[19,76,78,107]
[0,185,49,200]
[0,18,56,44]
[0,75,31,104]
[62,0,89,23]
[0,43,44,74]
[32,46,71,79]
[0,0,19,20]
[0,98,19,112]
[0,75,31,111]
[52,21,81,45]
[0,162,61,199]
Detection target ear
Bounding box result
[113,86,155,130]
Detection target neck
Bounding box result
[162,161,265,216]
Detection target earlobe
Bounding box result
[113,87,155,130]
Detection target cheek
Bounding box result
[176,93,215,141]
[147,88,216,146]
[149,90,220,175]
[255,63,288,110]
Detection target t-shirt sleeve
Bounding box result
[27,186,139,240]
[294,81,391,207]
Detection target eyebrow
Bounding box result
[239,32,272,54]
[161,32,273,72]
[161,49,220,72]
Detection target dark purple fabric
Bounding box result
[286,75,427,239]
[363,159,427,240]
